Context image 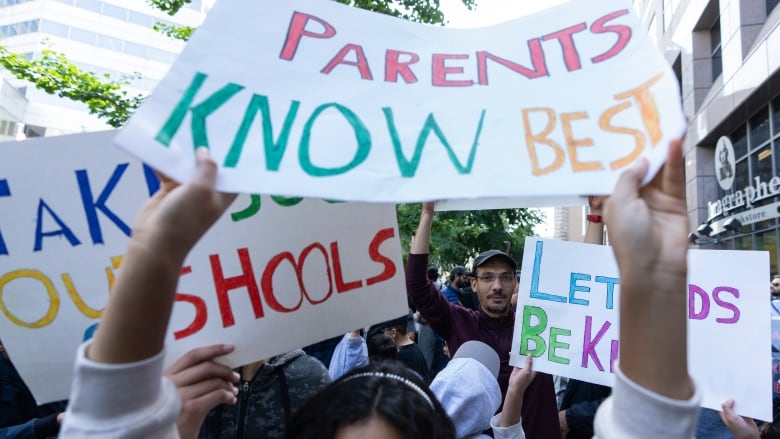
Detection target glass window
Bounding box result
[711,18,722,81]
[735,235,753,250]
[769,0,780,15]
[40,20,69,37]
[772,95,780,137]
[146,47,173,63]
[6,122,16,137]
[732,124,748,160]
[750,106,771,149]
[733,159,750,197]
[70,27,97,45]
[757,229,778,275]
[102,3,127,20]
[128,11,153,26]
[96,34,122,51]
[75,0,101,13]
[123,41,147,58]
[752,145,773,187]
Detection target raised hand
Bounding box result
[165,344,239,439]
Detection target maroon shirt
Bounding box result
[407,253,560,439]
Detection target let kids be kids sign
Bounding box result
[0,131,407,404]
[115,0,685,205]
[512,238,771,421]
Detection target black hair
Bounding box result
[285,362,456,439]
[367,333,397,362]
[426,266,439,281]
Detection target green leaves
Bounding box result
[339,0,476,25]
[396,204,543,269]
[147,0,191,16]
[0,47,144,128]
[153,22,196,41]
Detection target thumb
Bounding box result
[610,158,649,205]
[193,147,218,189]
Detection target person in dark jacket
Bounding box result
[0,342,64,439]
[558,379,611,438]
[198,349,330,439]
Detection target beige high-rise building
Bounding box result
[633,0,779,272]
[552,0,779,265]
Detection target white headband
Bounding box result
[341,371,434,408]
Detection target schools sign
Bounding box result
[0,131,407,404]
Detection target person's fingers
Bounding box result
[179,377,237,402]
[524,354,534,372]
[181,388,237,419]
[610,158,649,206]
[193,147,218,188]
[660,138,686,201]
[719,398,740,425]
[165,344,234,377]
[422,201,435,214]
[169,360,237,388]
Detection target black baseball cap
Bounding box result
[472,250,517,273]
[451,266,467,275]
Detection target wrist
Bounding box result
[126,237,187,271]
[586,214,603,223]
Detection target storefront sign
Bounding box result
[708,136,780,221]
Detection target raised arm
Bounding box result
[605,139,692,399]
[89,148,236,364]
[405,202,454,337]
[410,202,434,255]
[595,139,699,438]
[583,196,605,245]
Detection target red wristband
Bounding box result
[586,214,603,223]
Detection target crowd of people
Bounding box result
[0,140,775,438]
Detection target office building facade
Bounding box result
[0,0,206,136]
[635,0,780,272]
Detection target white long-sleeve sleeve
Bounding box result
[60,342,181,439]
[489,413,527,439]
[594,364,700,439]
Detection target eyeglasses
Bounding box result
[477,274,515,284]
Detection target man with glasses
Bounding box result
[406,202,559,438]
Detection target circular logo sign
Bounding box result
[715,136,736,191]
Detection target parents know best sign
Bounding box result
[0,131,406,404]
[511,238,771,421]
[115,0,685,205]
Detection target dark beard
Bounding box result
[485,303,508,314]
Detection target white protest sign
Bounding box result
[115,0,685,204]
[510,238,771,421]
[0,131,406,404]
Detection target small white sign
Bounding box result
[511,237,771,421]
